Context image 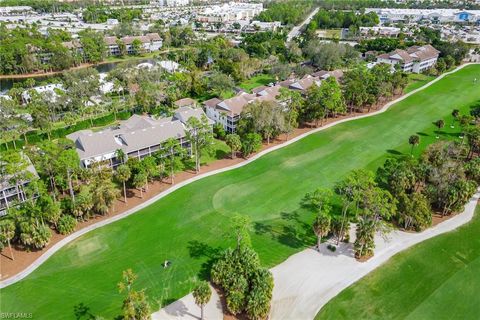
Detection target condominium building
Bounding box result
[0,155,38,216]
[67,107,212,168]
[104,33,163,56]
[196,2,263,23]
[376,45,440,73]
[204,70,344,133]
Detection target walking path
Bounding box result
[270,191,480,320]
[152,284,223,320]
[0,63,475,289]
[154,191,480,320]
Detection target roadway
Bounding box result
[286,7,320,42]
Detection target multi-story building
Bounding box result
[205,70,344,133]
[366,8,480,23]
[196,2,263,23]
[376,45,440,73]
[66,33,163,57]
[0,155,38,216]
[67,106,212,168]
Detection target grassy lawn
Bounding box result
[316,29,342,39]
[405,73,436,93]
[1,65,479,319]
[316,205,480,320]
[239,74,276,92]
[201,139,230,164]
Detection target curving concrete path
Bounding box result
[0,63,476,289]
[269,191,480,320]
[152,284,223,320]
[155,190,479,320]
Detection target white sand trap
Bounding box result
[152,283,223,320]
[269,191,480,320]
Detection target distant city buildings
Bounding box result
[196,2,263,23]
[366,8,480,23]
[0,6,33,16]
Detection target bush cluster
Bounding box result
[57,215,77,235]
[211,246,273,319]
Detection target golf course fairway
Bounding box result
[1,64,479,319]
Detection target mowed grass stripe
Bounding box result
[316,207,480,320]
[1,65,479,319]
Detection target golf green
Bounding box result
[316,205,480,320]
[1,65,479,319]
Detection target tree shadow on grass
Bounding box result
[277,225,310,249]
[416,132,429,137]
[215,149,228,160]
[73,303,96,320]
[187,240,222,280]
[386,149,402,156]
[254,221,274,237]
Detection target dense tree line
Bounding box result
[305,113,480,259]
[82,5,142,23]
[0,25,106,75]
[255,0,314,25]
[314,0,480,10]
[307,9,379,30]
[303,41,358,70]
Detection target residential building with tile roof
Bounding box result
[376,44,440,73]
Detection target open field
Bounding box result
[316,205,480,320]
[1,65,479,319]
[316,29,342,39]
[239,74,275,92]
[405,73,436,93]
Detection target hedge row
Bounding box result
[1,110,132,151]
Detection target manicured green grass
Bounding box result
[316,29,342,39]
[1,65,479,319]
[239,74,276,92]
[405,73,436,93]
[201,139,230,165]
[316,205,480,320]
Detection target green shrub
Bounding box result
[211,246,273,317]
[57,215,77,235]
[327,244,336,252]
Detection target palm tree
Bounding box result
[408,134,420,156]
[354,216,376,259]
[0,219,16,260]
[133,171,147,198]
[115,149,126,164]
[225,134,241,159]
[312,212,331,252]
[92,179,119,215]
[192,281,211,320]
[116,165,131,204]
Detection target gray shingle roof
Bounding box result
[67,116,186,160]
